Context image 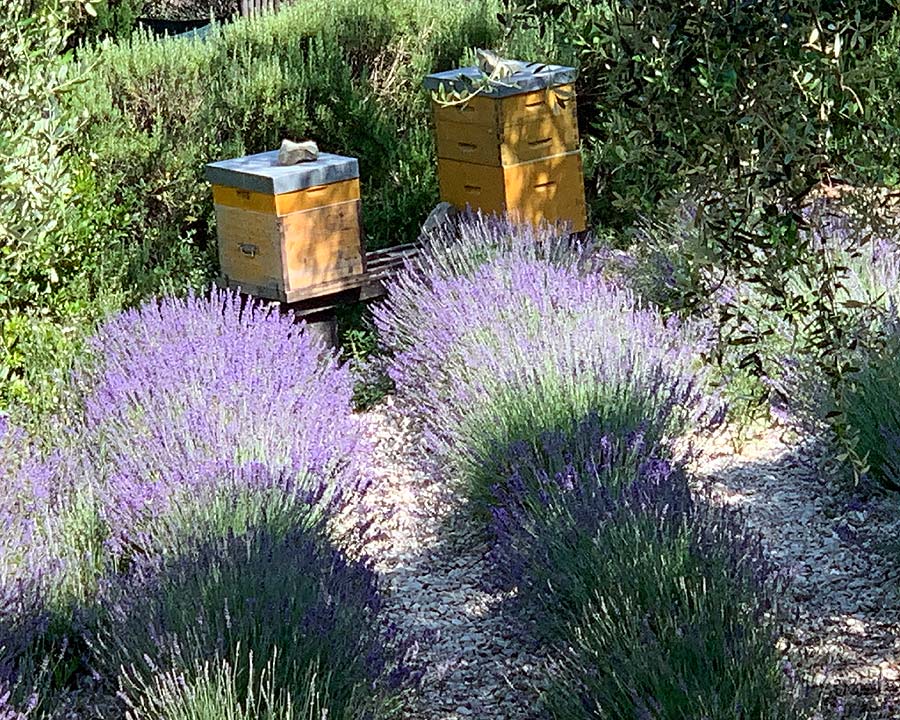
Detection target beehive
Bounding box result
[206,151,364,302]
[424,62,587,232]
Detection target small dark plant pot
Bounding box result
[136,16,226,37]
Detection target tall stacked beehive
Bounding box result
[424,62,586,232]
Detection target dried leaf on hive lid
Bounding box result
[277,139,319,166]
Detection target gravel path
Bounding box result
[696,427,900,718]
[361,397,900,718]
[360,397,545,719]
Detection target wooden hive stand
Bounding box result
[206,150,418,346]
[424,62,587,232]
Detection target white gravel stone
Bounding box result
[358,398,546,719]
[695,425,900,718]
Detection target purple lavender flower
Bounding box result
[375,213,721,505]
[0,416,67,708]
[0,685,25,720]
[73,289,367,557]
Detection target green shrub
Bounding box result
[772,217,900,488]
[543,512,794,719]
[503,1,900,437]
[511,0,900,229]
[70,0,499,279]
[838,336,900,490]
[0,1,132,417]
[2,0,500,414]
[69,0,146,45]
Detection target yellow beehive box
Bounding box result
[431,84,579,166]
[206,151,364,302]
[438,150,587,230]
[425,61,587,232]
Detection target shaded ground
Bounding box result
[360,397,546,719]
[696,428,900,719]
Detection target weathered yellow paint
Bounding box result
[215,204,285,292]
[435,112,579,166]
[438,150,587,232]
[213,196,364,302]
[212,178,361,217]
[283,200,364,289]
[431,84,576,131]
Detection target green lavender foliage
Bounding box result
[542,513,793,719]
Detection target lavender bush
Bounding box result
[374,214,799,716]
[0,416,58,589]
[0,288,391,718]
[0,417,59,716]
[0,418,103,720]
[74,289,367,559]
[488,428,794,719]
[92,526,409,719]
[0,685,26,720]
[542,505,794,720]
[375,214,720,513]
[800,216,900,489]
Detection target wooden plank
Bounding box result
[282,199,364,290]
[215,204,286,294]
[277,178,359,216]
[503,150,587,231]
[283,247,419,309]
[435,113,578,166]
[240,0,283,17]
[212,178,361,217]
[219,276,287,302]
[437,151,587,232]
[430,84,576,132]
[213,185,276,214]
[497,85,576,128]
[437,158,506,214]
[431,97,498,130]
[218,243,419,310]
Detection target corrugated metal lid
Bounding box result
[205,150,359,195]
[423,62,576,98]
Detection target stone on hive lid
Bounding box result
[277,139,319,166]
[423,58,577,98]
[205,150,359,195]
